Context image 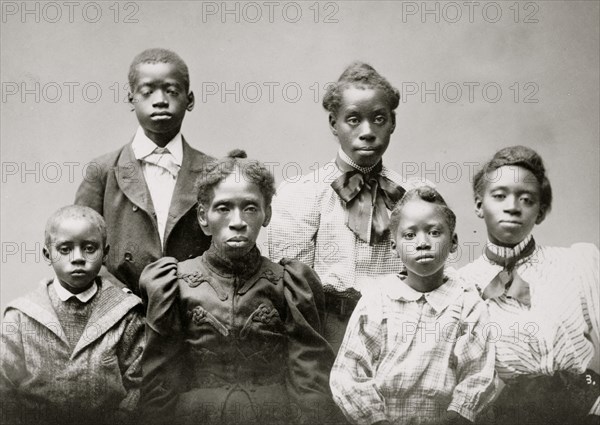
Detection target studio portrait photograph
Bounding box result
[1,1,599,424]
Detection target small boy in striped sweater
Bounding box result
[1,205,145,425]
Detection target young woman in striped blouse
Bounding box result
[459,146,600,425]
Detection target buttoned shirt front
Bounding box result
[330,270,496,424]
[131,126,183,247]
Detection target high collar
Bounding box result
[332,150,402,245]
[486,234,534,260]
[337,148,379,174]
[203,243,263,278]
[131,126,183,165]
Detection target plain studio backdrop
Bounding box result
[1,1,598,310]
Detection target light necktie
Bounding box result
[140,146,179,246]
[141,147,180,178]
[482,238,536,306]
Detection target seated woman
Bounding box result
[139,150,336,425]
[459,146,599,425]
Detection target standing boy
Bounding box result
[75,48,212,295]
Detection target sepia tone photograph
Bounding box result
[1,1,599,424]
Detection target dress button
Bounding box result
[132,205,138,212]
[124,253,133,262]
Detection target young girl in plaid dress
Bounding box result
[331,187,496,425]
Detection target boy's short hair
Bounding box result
[128,48,190,93]
[389,186,457,237]
[473,145,553,216]
[45,205,107,247]
[322,61,400,116]
[196,149,276,208]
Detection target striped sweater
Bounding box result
[1,277,145,424]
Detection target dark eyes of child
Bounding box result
[58,246,71,255]
[57,244,98,255]
[402,229,442,239]
[84,244,99,253]
[215,205,258,214]
[138,86,179,97]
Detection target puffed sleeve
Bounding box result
[280,258,339,424]
[268,178,320,267]
[116,306,146,413]
[329,289,387,425]
[571,243,600,415]
[571,244,600,371]
[138,257,184,422]
[449,293,497,422]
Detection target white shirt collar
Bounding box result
[337,148,377,174]
[486,233,533,259]
[53,277,98,303]
[131,126,183,165]
[382,269,463,313]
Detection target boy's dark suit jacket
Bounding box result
[75,139,213,295]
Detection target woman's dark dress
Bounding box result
[139,246,336,425]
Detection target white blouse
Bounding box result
[459,242,600,414]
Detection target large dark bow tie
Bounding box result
[482,238,536,306]
[331,156,405,245]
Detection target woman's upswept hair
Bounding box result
[322,61,400,116]
[473,145,552,216]
[196,149,276,208]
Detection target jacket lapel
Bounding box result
[115,142,156,217]
[164,139,210,242]
[71,279,141,358]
